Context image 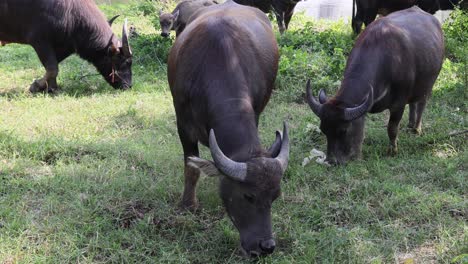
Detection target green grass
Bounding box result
[0,2,467,263]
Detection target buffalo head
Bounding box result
[159,10,179,38]
[96,18,133,89]
[188,123,290,257]
[306,80,372,165]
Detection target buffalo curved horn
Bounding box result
[209,129,247,182]
[122,18,132,57]
[275,122,290,173]
[306,79,323,118]
[318,89,328,104]
[343,88,373,121]
[108,15,120,26]
[267,131,282,158]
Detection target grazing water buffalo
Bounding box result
[417,0,467,14]
[0,0,132,93]
[352,0,417,34]
[272,0,301,34]
[307,7,444,165]
[233,0,299,34]
[168,1,290,257]
[158,0,219,38]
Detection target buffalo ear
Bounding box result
[108,42,120,56]
[159,9,164,16]
[187,156,220,177]
[173,10,180,22]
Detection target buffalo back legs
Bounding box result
[30,43,59,93]
[176,119,200,210]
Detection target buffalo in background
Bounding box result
[352,0,467,34]
[233,0,300,33]
[158,0,219,38]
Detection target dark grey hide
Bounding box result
[168,1,290,257]
[308,7,444,165]
[0,0,132,93]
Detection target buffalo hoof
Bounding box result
[387,145,398,156]
[412,127,422,135]
[179,200,199,212]
[29,80,58,94]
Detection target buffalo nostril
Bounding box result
[161,32,169,37]
[259,239,276,254]
[326,157,337,165]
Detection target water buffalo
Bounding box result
[0,0,132,93]
[272,0,301,34]
[158,0,219,38]
[417,0,467,14]
[233,0,299,34]
[168,1,290,257]
[352,0,417,34]
[307,7,444,165]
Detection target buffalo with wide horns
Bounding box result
[0,0,132,92]
[307,7,444,165]
[168,1,290,257]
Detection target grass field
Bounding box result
[0,1,466,263]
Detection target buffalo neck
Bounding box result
[72,16,115,64]
[209,100,263,162]
[335,47,384,107]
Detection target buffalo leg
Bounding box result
[352,1,363,34]
[387,107,405,155]
[364,9,378,28]
[408,103,417,129]
[177,124,200,210]
[275,12,286,34]
[412,100,428,135]
[30,44,59,93]
[284,7,294,32]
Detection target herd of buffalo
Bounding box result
[0,0,461,258]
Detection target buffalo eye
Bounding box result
[244,193,256,204]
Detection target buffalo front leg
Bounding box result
[408,103,417,129]
[387,107,405,156]
[177,124,200,210]
[412,100,428,135]
[275,12,286,34]
[30,44,59,93]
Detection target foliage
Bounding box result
[443,9,468,61]
[276,17,354,102]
